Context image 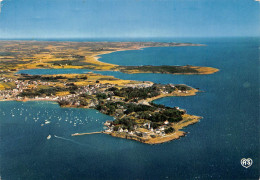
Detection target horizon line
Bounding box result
[0,36,259,41]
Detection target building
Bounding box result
[164,120,169,125]
[104,120,112,126]
[142,132,148,138]
[118,127,123,133]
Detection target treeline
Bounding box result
[107,85,161,101]
[96,93,108,100]
[96,101,156,116]
[18,74,87,81]
[121,65,199,74]
[19,74,66,81]
[165,127,175,134]
[137,108,183,123]
[113,117,137,131]
[96,101,119,115]
[96,100,184,130]
[18,84,78,97]
[175,84,192,91]
[149,109,183,123]
[124,103,156,114]
[58,98,89,107]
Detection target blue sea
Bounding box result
[1,37,259,179]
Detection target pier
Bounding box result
[71,132,103,136]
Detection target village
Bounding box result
[0,39,203,145]
[0,74,153,104]
[0,72,199,144]
[103,118,175,141]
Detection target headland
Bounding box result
[0,41,218,144]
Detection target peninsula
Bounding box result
[0,41,218,144]
[0,41,218,75]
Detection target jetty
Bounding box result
[71,132,103,136]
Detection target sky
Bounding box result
[0,0,259,39]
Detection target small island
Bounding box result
[0,41,218,144]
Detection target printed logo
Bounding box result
[241,158,253,168]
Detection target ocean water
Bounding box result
[1,37,259,179]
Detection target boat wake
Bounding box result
[54,135,70,140]
[53,135,94,148]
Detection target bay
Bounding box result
[1,37,259,179]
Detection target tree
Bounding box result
[165,127,175,134]
[96,93,107,99]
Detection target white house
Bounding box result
[164,120,169,125]
[118,127,123,133]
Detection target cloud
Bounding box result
[0,0,4,14]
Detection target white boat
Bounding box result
[47,135,51,139]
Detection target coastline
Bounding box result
[0,84,202,145]
[120,66,219,75]
[85,46,219,75]
[0,83,199,103]
[0,41,218,145]
[106,114,201,145]
[7,42,219,75]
